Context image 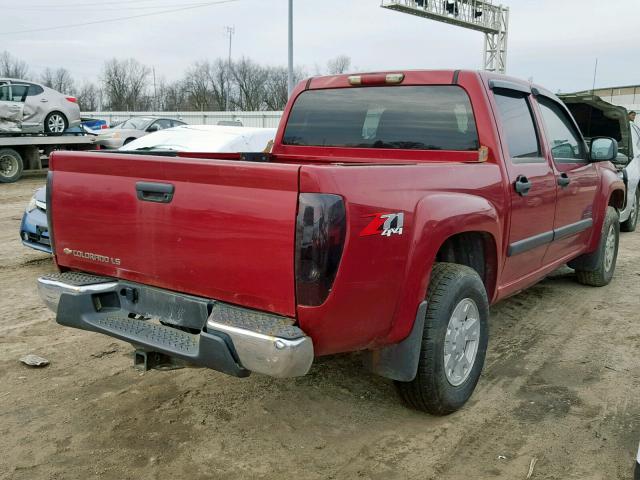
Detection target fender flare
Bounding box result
[364,192,502,381]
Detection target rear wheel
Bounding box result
[0,148,24,183]
[395,263,489,415]
[575,207,619,287]
[621,188,639,232]
[44,112,68,133]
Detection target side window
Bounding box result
[9,85,29,102]
[27,84,44,96]
[0,85,10,101]
[537,97,586,163]
[493,90,542,162]
[154,119,172,130]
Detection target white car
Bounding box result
[562,95,640,231]
[119,125,276,154]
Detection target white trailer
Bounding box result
[0,134,96,183]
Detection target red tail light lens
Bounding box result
[295,194,346,306]
[101,124,108,129]
[65,96,77,103]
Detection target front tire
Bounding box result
[574,206,619,287]
[621,188,639,232]
[44,112,68,133]
[395,263,489,415]
[0,148,24,183]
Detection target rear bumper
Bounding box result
[38,272,313,378]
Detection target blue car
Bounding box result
[20,186,51,253]
[64,117,108,134]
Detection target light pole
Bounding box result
[287,0,294,97]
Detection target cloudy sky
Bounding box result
[1,0,638,93]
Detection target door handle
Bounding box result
[135,182,174,203]
[557,173,571,188]
[40,98,48,103]
[514,175,532,196]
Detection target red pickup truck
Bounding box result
[38,70,625,415]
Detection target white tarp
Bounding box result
[0,102,23,132]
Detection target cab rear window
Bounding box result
[283,86,479,151]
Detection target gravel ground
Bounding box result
[1,175,639,480]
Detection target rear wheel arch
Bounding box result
[433,231,498,301]
[609,188,625,210]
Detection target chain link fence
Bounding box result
[82,111,284,128]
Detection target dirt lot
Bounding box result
[1,175,639,480]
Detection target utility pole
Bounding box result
[224,25,235,111]
[288,0,294,97]
[224,25,235,67]
[592,58,599,94]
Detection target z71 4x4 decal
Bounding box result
[360,212,405,237]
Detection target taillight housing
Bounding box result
[295,194,346,306]
[65,96,77,103]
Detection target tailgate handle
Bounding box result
[136,182,175,203]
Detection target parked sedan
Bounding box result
[20,186,50,253]
[0,79,81,133]
[20,125,276,254]
[96,117,185,149]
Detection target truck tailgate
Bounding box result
[49,151,300,317]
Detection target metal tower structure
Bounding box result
[381,0,510,74]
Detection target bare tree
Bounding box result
[77,82,102,111]
[207,59,232,111]
[327,55,352,75]
[157,79,188,111]
[101,58,150,111]
[263,66,306,111]
[184,61,214,111]
[0,51,29,79]
[40,67,75,94]
[230,58,269,111]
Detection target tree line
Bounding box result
[0,51,352,112]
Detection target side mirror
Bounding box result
[590,137,618,162]
[147,124,160,133]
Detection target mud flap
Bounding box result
[362,301,427,382]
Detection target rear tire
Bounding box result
[621,188,639,232]
[574,207,619,287]
[44,112,68,133]
[395,263,489,415]
[0,148,24,183]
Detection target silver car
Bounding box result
[0,78,81,133]
[96,117,186,149]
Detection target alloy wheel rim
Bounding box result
[48,115,65,133]
[444,298,481,387]
[604,224,616,272]
[0,155,17,177]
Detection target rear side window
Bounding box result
[537,97,586,163]
[494,91,541,161]
[28,84,44,96]
[283,86,479,151]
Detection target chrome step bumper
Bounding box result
[38,272,313,378]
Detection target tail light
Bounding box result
[65,96,77,103]
[101,124,108,129]
[295,194,346,306]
